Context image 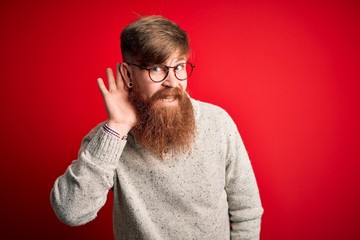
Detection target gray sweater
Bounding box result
[50,99,263,240]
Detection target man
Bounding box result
[50,16,263,239]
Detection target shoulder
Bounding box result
[191,98,233,122]
[191,98,239,134]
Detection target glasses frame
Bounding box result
[127,62,195,83]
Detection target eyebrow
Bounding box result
[165,57,187,65]
[175,56,187,61]
[148,56,187,67]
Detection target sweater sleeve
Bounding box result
[224,114,264,240]
[50,123,127,226]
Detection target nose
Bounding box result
[161,69,179,88]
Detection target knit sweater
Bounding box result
[50,99,263,240]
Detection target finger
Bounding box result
[97,78,108,96]
[116,62,125,90]
[106,68,116,91]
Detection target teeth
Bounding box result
[162,96,175,102]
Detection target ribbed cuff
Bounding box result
[103,124,128,140]
[85,127,127,164]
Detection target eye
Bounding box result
[175,63,185,71]
[150,65,165,72]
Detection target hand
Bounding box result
[97,63,137,135]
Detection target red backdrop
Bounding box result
[1,0,359,239]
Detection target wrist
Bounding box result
[106,121,131,138]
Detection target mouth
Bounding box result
[151,88,183,106]
[162,96,175,102]
[158,96,179,105]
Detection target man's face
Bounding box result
[127,50,195,158]
[130,50,188,105]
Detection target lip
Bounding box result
[163,96,175,101]
[159,96,178,105]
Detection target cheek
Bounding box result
[139,84,162,100]
[180,81,188,91]
[133,73,160,100]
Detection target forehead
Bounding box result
[162,50,187,65]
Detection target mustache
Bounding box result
[149,87,184,102]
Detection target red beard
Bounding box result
[129,86,195,158]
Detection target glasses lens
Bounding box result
[149,65,167,82]
[175,63,193,80]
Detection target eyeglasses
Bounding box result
[127,62,195,83]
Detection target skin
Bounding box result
[97,51,188,138]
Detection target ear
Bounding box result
[119,63,133,89]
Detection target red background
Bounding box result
[1,0,359,239]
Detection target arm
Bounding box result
[225,115,264,240]
[50,63,137,226]
[50,124,126,226]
